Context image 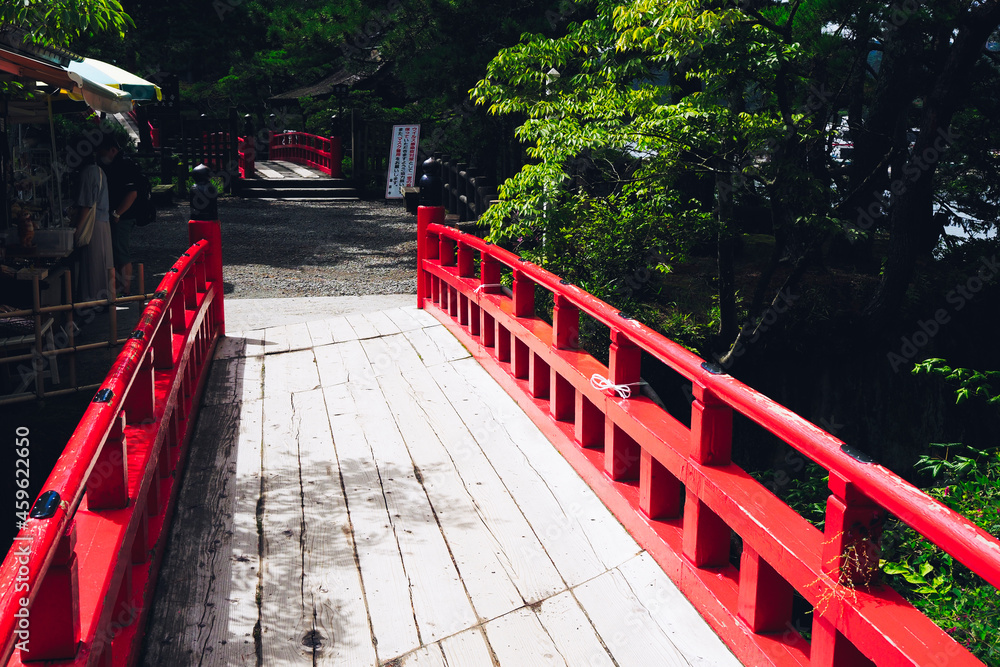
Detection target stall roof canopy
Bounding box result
[0,45,161,116]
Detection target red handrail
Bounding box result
[268,131,343,178]
[0,220,225,666]
[416,207,1000,666]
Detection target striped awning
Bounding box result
[0,47,161,115]
[66,57,162,103]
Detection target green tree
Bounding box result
[1,0,133,48]
[474,0,1000,360]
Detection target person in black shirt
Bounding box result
[96,134,140,296]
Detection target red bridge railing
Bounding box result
[416,206,1000,667]
[0,220,224,666]
[268,131,343,178]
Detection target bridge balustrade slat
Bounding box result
[415,210,1000,667]
[0,227,223,666]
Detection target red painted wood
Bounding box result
[440,236,456,267]
[512,338,529,380]
[417,222,998,667]
[690,382,733,465]
[267,132,343,177]
[822,472,885,586]
[682,488,730,567]
[639,449,681,519]
[574,391,603,448]
[738,546,794,633]
[512,269,534,318]
[549,371,574,422]
[0,230,222,667]
[21,523,79,662]
[87,413,129,511]
[529,353,549,399]
[605,331,641,480]
[552,294,579,350]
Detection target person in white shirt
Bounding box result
[73,160,113,303]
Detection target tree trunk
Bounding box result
[716,166,738,346]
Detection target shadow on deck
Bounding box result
[139,299,740,666]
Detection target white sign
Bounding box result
[385,124,421,199]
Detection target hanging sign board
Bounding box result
[385,124,421,199]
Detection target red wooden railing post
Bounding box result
[737,546,794,633]
[87,412,129,511]
[605,331,641,480]
[456,240,475,326]
[23,523,80,662]
[682,382,733,566]
[417,206,445,308]
[188,219,225,335]
[821,471,885,584]
[479,251,501,347]
[550,294,579,421]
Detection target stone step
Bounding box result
[243,177,353,189]
[241,187,358,200]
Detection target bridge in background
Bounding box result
[1,207,998,666]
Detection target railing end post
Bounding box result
[416,205,445,309]
[188,218,225,335]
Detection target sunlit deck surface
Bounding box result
[141,298,741,666]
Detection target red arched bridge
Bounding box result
[1,207,998,666]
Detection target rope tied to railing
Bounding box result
[474,283,505,295]
[590,373,647,400]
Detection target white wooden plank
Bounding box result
[264,322,313,353]
[423,324,472,362]
[449,356,640,571]
[295,389,377,667]
[323,381,419,661]
[215,329,270,359]
[402,326,448,367]
[202,354,263,406]
[263,348,320,395]
[306,317,338,347]
[427,360,609,587]
[440,627,496,666]
[314,339,375,389]
[362,309,401,337]
[383,306,426,332]
[260,392,311,664]
[365,335,565,607]
[363,336,526,621]
[401,645,448,667]
[484,607,567,666]
[573,568,689,667]
[214,334,249,360]
[618,553,741,667]
[307,315,359,347]
[405,306,441,328]
[344,311,381,339]
[221,398,264,663]
[536,591,615,667]
[347,378,479,647]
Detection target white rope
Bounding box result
[474,283,505,294]
[590,373,646,400]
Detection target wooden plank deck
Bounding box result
[140,302,742,667]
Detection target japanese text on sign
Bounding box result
[385,124,421,199]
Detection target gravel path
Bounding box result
[130,197,418,298]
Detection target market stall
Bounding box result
[0,36,161,398]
